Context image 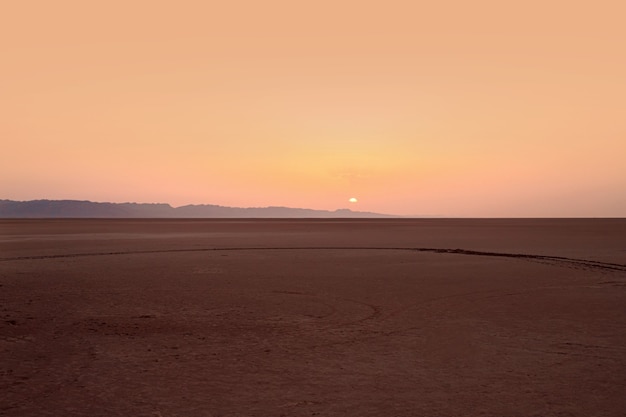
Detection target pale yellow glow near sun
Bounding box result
[349,198,358,203]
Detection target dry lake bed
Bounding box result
[1,219,625,416]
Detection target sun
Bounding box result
[349,197,358,203]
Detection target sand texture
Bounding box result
[1,219,625,416]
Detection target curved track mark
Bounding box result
[1,247,625,272]
[271,290,381,329]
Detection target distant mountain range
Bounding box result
[0,199,397,218]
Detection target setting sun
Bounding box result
[1,0,624,217]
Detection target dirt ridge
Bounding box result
[2,247,625,272]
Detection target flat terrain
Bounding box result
[1,219,625,416]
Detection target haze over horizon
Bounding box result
[2,1,625,217]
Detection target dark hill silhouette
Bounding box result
[0,200,397,218]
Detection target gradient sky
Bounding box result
[2,1,625,216]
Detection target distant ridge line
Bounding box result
[0,199,397,218]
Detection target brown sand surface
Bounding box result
[1,219,625,416]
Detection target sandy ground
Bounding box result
[1,219,625,417]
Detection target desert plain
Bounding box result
[1,218,625,417]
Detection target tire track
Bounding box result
[2,246,625,272]
[271,290,381,329]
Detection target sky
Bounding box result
[2,0,625,217]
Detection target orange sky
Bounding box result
[2,0,625,216]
